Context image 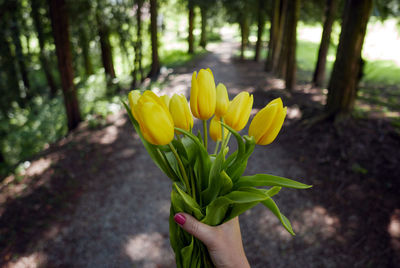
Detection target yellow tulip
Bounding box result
[128,90,141,120]
[248,98,287,145]
[161,95,171,109]
[224,92,253,131]
[169,94,193,131]
[215,83,229,117]
[135,91,174,145]
[209,116,228,142]
[190,68,216,120]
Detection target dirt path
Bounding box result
[2,33,399,268]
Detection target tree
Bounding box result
[265,0,287,72]
[96,1,116,81]
[254,0,266,61]
[132,0,144,87]
[275,0,300,90]
[188,0,195,54]
[148,0,161,79]
[48,0,82,131]
[199,5,208,48]
[312,0,339,87]
[31,0,58,96]
[9,1,31,98]
[326,0,373,119]
[284,0,300,90]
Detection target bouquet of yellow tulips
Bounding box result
[123,68,311,268]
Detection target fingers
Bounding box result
[174,213,216,247]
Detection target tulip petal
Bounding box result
[190,71,200,118]
[128,90,141,120]
[139,102,175,145]
[215,83,229,117]
[197,69,216,119]
[259,106,287,145]
[249,103,279,143]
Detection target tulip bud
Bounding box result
[215,83,229,117]
[248,98,287,145]
[135,91,174,145]
[190,69,216,120]
[224,92,253,131]
[128,90,141,120]
[169,94,194,131]
[209,116,228,142]
[161,95,171,109]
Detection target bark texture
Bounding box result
[96,11,116,80]
[132,0,144,87]
[188,2,195,54]
[326,0,373,118]
[148,0,160,79]
[312,0,339,87]
[284,0,300,91]
[48,0,82,131]
[199,7,207,48]
[254,0,265,62]
[31,0,58,96]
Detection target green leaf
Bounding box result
[202,187,269,225]
[261,197,295,236]
[201,150,225,205]
[173,183,204,219]
[263,186,282,198]
[226,135,256,182]
[234,174,312,190]
[122,101,177,180]
[201,197,231,225]
[176,127,211,191]
[219,170,233,196]
[181,237,195,268]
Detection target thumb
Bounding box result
[174,213,215,247]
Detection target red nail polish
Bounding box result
[174,213,186,225]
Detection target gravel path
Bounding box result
[6,33,352,268]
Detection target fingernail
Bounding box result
[174,213,186,225]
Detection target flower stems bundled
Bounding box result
[123,68,311,268]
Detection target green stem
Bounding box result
[203,120,208,152]
[221,132,232,152]
[214,140,220,155]
[189,168,197,201]
[220,117,225,154]
[168,143,191,196]
[156,148,176,179]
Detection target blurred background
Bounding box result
[0,0,399,267]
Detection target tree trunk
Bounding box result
[132,0,144,88]
[78,26,94,76]
[254,0,265,61]
[31,0,58,96]
[10,11,31,97]
[312,0,339,87]
[285,0,300,91]
[96,11,116,80]
[48,0,82,131]
[273,0,288,74]
[0,31,21,110]
[265,0,280,71]
[199,6,207,48]
[239,13,250,61]
[326,0,373,118]
[147,0,160,79]
[188,1,195,54]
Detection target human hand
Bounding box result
[174,213,250,268]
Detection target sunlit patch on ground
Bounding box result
[293,206,340,244]
[389,209,400,254]
[4,251,46,268]
[124,232,174,267]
